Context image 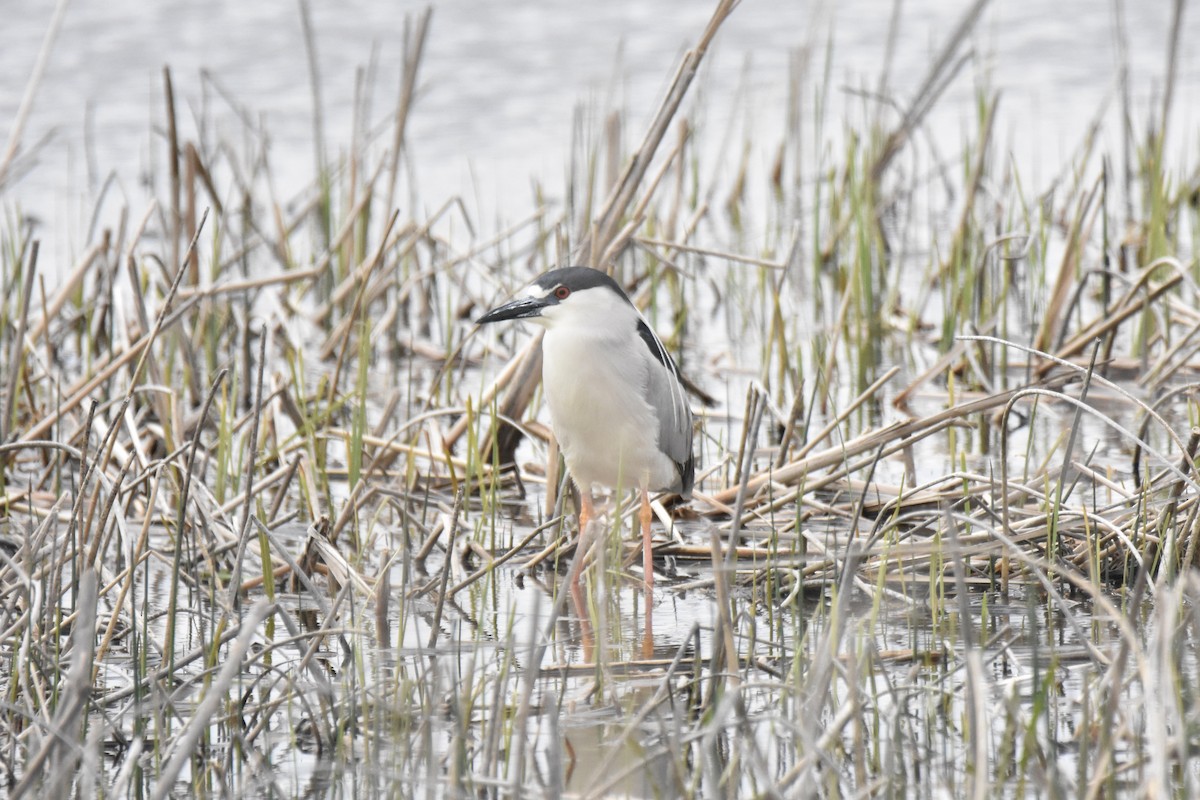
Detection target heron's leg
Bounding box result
[578,490,595,535]
[570,575,594,663]
[640,488,654,591]
[573,490,596,597]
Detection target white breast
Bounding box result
[540,300,678,492]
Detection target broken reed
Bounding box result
[3,0,1200,795]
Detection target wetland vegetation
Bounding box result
[3,0,1200,796]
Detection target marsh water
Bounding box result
[6,1,1200,797]
[4,1,1198,237]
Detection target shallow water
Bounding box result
[7,1,1200,797]
[4,1,1199,255]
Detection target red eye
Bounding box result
[554,286,570,300]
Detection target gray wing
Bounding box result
[638,318,695,497]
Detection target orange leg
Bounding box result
[640,488,654,592]
[571,574,594,664]
[573,490,596,597]
[578,490,595,534]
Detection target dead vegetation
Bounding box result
[3,0,1200,796]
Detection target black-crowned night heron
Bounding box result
[478,266,695,590]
